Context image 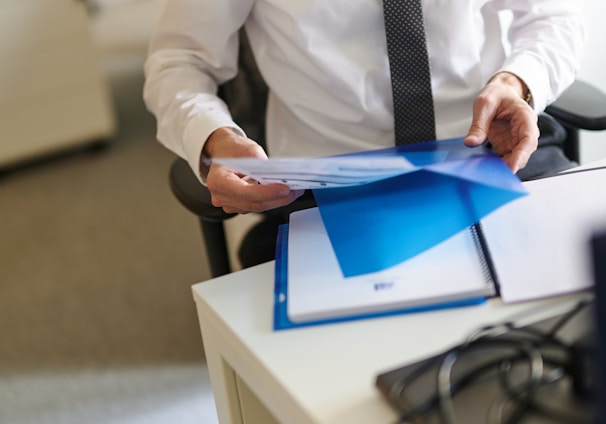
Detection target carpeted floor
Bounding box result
[0,6,219,421]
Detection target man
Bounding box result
[144,1,585,262]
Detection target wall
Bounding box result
[578,0,606,164]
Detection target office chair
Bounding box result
[168,35,606,278]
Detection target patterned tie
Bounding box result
[382,0,436,145]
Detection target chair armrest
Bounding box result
[168,157,236,222]
[545,80,606,131]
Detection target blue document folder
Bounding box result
[312,138,527,277]
[273,222,492,331]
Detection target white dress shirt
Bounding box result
[143,0,586,179]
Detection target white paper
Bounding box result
[286,207,496,323]
[480,167,606,303]
[213,156,416,189]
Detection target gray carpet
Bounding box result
[0,54,219,424]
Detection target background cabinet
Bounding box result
[0,0,116,168]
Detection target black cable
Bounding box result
[393,299,593,424]
[396,335,571,420]
[397,340,563,422]
[493,364,588,424]
[494,345,544,424]
[546,298,593,338]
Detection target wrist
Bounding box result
[489,72,533,105]
[200,127,235,180]
[203,127,239,158]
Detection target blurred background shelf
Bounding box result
[0,0,116,169]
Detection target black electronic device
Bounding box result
[591,231,606,424]
[376,300,597,423]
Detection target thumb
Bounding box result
[464,119,489,147]
[464,101,494,147]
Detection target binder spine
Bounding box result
[469,223,500,296]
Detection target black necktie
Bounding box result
[382,0,436,145]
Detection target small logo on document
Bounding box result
[373,282,394,291]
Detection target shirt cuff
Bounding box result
[182,112,245,184]
[499,54,551,113]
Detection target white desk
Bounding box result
[192,262,589,424]
[563,157,606,171]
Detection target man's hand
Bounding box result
[202,127,304,214]
[464,72,539,173]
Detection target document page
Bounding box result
[213,156,416,189]
[286,207,496,323]
[480,168,606,303]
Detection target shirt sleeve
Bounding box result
[143,0,254,181]
[493,0,586,112]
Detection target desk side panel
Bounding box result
[192,270,321,424]
[195,302,244,424]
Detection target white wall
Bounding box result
[577,0,606,164]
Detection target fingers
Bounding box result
[497,102,539,172]
[221,189,305,214]
[502,146,532,174]
[203,127,304,213]
[502,126,538,173]
[464,78,539,173]
[207,164,304,213]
